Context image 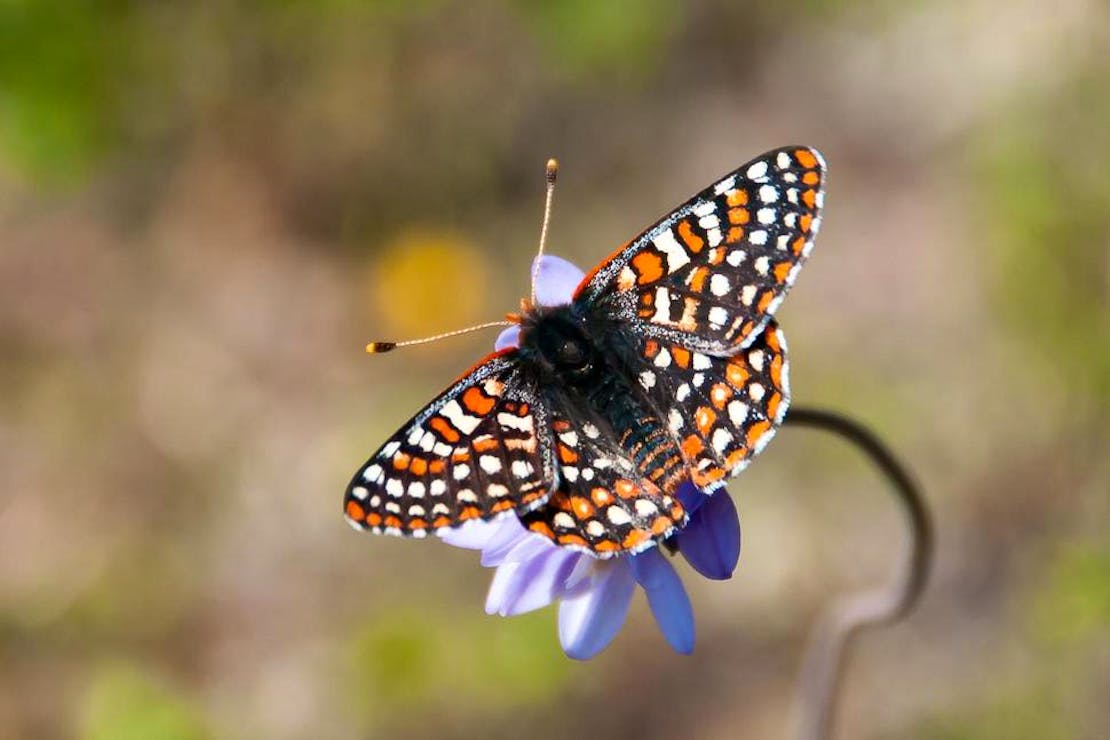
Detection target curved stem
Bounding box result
[783,407,934,740]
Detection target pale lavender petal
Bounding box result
[533,255,586,307]
[630,549,695,654]
[479,522,533,567]
[484,560,523,615]
[500,548,580,616]
[558,561,636,660]
[438,517,518,550]
[677,490,741,581]
[494,325,521,351]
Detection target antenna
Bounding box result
[530,158,559,304]
[366,320,513,354]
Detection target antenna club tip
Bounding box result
[366,341,396,354]
[545,158,559,183]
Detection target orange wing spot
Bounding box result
[408,518,428,530]
[631,251,665,284]
[773,261,793,284]
[459,506,481,521]
[552,419,572,432]
[770,354,785,389]
[764,326,782,352]
[677,219,705,253]
[802,189,817,209]
[727,226,745,243]
[671,346,692,369]
[366,512,383,527]
[429,416,461,443]
[757,290,775,313]
[384,515,403,529]
[799,214,813,233]
[644,339,660,358]
[726,361,750,388]
[570,496,595,519]
[473,437,499,453]
[558,444,579,464]
[709,382,733,409]
[409,458,428,476]
[429,459,446,474]
[432,515,453,528]
[614,480,637,499]
[461,386,496,415]
[491,500,514,513]
[594,541,620,554]
[803,170,820,185]
[591,487,613,506]
[518,403,529,415]
[651,515,675,535]
[695,467,726,486]
[392,453,411,471]
[728,207,750,225]
[681,434,705,458]
[795,149,818,169]
[687,266,709,293]
[622,529,650,550]
[725,449,748,468]
[766,392,782,421]
[346,501,366,520]
[558,534,589,548]
[695,406,717,436]
[746,420,771,447]
[791,236,807,256]
[451,451,470,463]
[528,521,555,539]
[708,247,725,265]
[727,189,749,207]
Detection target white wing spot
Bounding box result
[710,273,731,297]
[607,507,632,526]
[749,382,766,401]
[749,229,768,246]
[757,208,776,225]
[746,161,768,179]
[453,464,471,481]
[708,306,729,327]
[386,479,404,497]
[408,481,426,499]
[479,456,502,474]
[759,185,779,203]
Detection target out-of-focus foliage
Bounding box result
[1,1,1107,739]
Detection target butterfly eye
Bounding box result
[555,338,588,369]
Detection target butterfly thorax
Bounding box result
[517,304,687,493]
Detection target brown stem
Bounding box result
[783,407,934,740]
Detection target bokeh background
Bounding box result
[2,1,1108,738]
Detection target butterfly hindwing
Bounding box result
[520,409,687,558]
[576,146,825,354]
[344,351,554,536]
[635,319,790,492]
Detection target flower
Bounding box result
[439,255,742,660]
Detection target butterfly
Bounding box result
[345,146,825,558]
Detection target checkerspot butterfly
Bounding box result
[345,146,826,557]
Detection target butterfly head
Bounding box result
[518,304,597,382]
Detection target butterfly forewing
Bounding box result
[519,410,687,558]
[634,319,790,492]
[344,351,555,536]
[576,146,825,354]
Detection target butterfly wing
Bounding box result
[634,318,790,493]
[344,350,555,536]
[519,409,687,558]
[575,146,825,354]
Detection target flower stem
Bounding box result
[783,407,933,740]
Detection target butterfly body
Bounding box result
[346,146,826,557]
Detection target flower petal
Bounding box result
[532,255,586,307]
[500,548,580,616]
[479,520,533,567]
[676,479,708,515]
[558,561,636,660]
[438,517,518,550]
[630,549,695,654]
[494,325,521,351]
[677,490,741,581]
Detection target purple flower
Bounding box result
[439,255,742,660]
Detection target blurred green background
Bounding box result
[1,1,1107,738]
